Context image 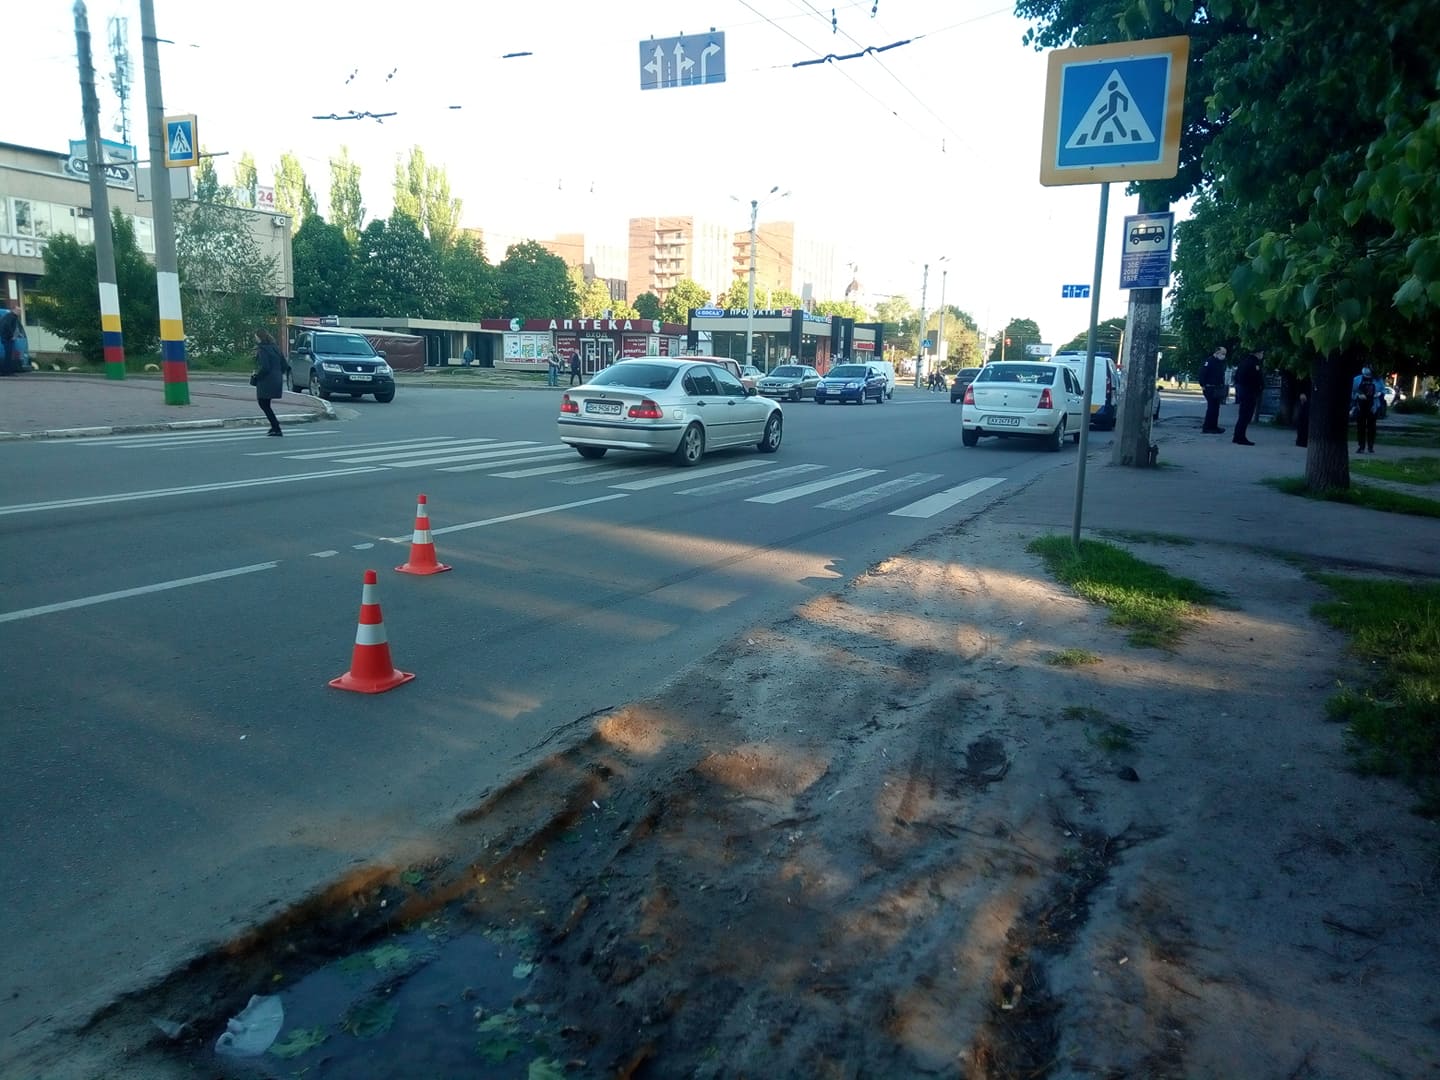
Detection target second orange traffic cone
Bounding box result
[395,493,451,575]
[329,570,415,694]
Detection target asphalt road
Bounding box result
[0,384,1125,1055]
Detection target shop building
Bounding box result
[687,306,884,374]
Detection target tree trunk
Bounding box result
[1113,193,1166,468]
[1304,351,1355,491]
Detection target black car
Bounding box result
[950,366,983,403]
[290,330,396,403]
[814,363,887,405]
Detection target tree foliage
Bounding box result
[441,234,498,321]
[393,145,462,247]
[273,152,316,231]
[344,212,446,317]
[28,210,158,362]
[1059,315,1127,356]
[496,240,575,319]
[328,146,366,246]
[633,292,662,320]
[234,151,258,208]
[291,215,352,316]
[990,318,1042,363]
[662,279,713,324]
[175,198,277,356]
[815,299,871,320]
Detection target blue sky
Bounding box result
[11,0,1163,346]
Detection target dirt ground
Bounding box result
[24,517,1440,1079]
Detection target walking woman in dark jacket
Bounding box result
[252,329,287,436]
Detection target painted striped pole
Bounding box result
[140,0,190,405]
[75,3,126,381]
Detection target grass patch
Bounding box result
[1393,398,1438,415]
[1383,427,1440,449]
[1264,476,1440,518]
[1350,455,1440,486]
[1311,575,1440,815]
[1048,648,1101,667]
[1087,721,1138,753]
[1062,705,1106,723]
[1098,529,1195,547]
[1028,535,1218,649]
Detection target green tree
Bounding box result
[1059,316,1127,356]
[344,213,446,318]
[815,299,871,320]
[291,214,353,317]
[989,318,1041,363]
[175,197,278,356]
[28,210,158,362]
[495,240,575,318]
[661,279,711,324]
[440,234,498,321]
[571,266,615,318]
[328,146,366,246]
[874,295,916,351]
[393,145,463,247]
[234,151,258,208]
[633,292,662,320]
[273,152,316,232]
[924,306,980,369]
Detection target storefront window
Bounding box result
[30,202,53,238]
[11,198,32,237]
[75,215,93,244]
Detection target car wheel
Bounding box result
[576,446,607,459]
[962,428,980,447]
[951,394,960,404]
[876,388,885,404]
[350,393,364,400]
[317,387,331,400]
[674,423,705,466]
[815,397,825,405]
[790,388,800,402]
[857,392,865,406]
[374,389,395,403]
[1048,417,1066,452]
[757,412,783,453]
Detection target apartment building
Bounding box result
[731,221,838,306]
[627,216,733,303]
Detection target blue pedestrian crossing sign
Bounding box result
[1039,37,1188,186]
[163,114,199,168]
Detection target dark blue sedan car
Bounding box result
[814,363,887,405]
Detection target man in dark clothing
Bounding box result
[568,351,583,386]
[1231,348,1264,445]
[0,302,21,376]
[1199,345,1228,433]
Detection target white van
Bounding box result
[1051,351,1119,430]
[866,359,898,399]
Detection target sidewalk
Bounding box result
[0,372,331,440]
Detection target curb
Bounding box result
[0,401,335,442]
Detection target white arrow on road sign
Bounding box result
[1064,70,1157,148]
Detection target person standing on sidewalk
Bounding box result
[252,329,287,436]
[1231,348,1264,445]
[1351,365,1381,454]
[1199,345,1228,433]
[546,350,562,387]
[0,301,21,376]
[568,350,583,386]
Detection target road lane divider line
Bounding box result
[0,467,381,517]
[382,493,630,543]
[889,476,1005,518]
[0,562,279,624]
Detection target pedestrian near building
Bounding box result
[1351,366,1382,454]
[1294,374,1311,448]
[547,351,561,387]
[1199,345,1228,434]
[1231,348,1264,445]
[0,301,21,376]
[462,345,475,367]
[568,350,582,386]
[251,328,288,436]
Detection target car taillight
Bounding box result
[963,385,975,405]
[1038,388,1054,409]
[628,399,663,419]
[560,394,579,414]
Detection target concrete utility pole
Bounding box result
[139,0,190,405]
[75,1,125,380]
[935,268,948,373]
[912,262,928,388]
[745,198,759,368]
[1113,192,1167,467]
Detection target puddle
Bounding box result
[200,917,571,1078]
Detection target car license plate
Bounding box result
[585,400,622,415]
[987,416,1021,427]
[349,374,373,382]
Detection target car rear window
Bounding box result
[588,363,678,390]
[829,365,871,378]
[313,334,376,356]
[770,366,803,377]
[978,364,1055,384]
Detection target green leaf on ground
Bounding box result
[269,1026,328,1059]
[401,869,425,886]
[476,1034,524,1063]
[529,1059,568,1080]
[342,998,398,1040]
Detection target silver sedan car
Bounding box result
[558,358,784,466]
[757,364,822,402]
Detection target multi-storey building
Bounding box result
[627,216,733,303]
[731,221,838,307]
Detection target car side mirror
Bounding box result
[376,350,387,359]
[745,386,757,397]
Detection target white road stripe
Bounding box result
[817,472,941,510]
[0,466,380,517]
[676,463,825,495]
[249,435,459,458]
[556,465,670,485]
[439,448,575,473]
[889,476,1004,518]
[325,438,521,464]
[486,459,609,478]
[377,444,569,469]
[745,468,883,504]
[0,562,278,624]
[57,428,335,448]
[611,460,776,490]
[383,494,630,541]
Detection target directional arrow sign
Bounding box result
[1039,36,1188,186]
[639,32,725,90]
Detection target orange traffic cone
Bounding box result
[395,493,452,575]
[329,570,416,694]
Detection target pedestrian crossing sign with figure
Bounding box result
[1039,37,1188,186]
[163,114,199,168]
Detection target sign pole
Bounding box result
[139,0,190,405]
[1071,181,1109,550]
[74,2,125,381]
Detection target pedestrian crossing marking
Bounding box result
[889,476,1004,518]
[610,459,775,490]
[438,448,575,472]
[676,463,825,496]
[817,472,939,511]
[1064,70,1155,148]
[747,468,883,504]
[485,459,609,479]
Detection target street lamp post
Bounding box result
[935,268,948,377]
[912,263,929,388]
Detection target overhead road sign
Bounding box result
[1061,284,1091,299]
[1119,211,1176,289]
[1039,36,1189,186]
[163,114,199,168]
[640,32,726,90]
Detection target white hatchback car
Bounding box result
[960,360,1085,451]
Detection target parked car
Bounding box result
[1050,350,1119,430]
[814,363,887,405]
[713,357,759,392]
[290,330,396,402]
[960,360,1085,451]
[757,364,822,401]
[558,358,783,467]
[867,359,899,399]
[949,366,983,403]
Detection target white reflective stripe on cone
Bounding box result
[411,528,433,544]
[355,622,389,646]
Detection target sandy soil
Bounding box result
[19,516,1440,1079]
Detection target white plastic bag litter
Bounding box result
[214,994,284,1057]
